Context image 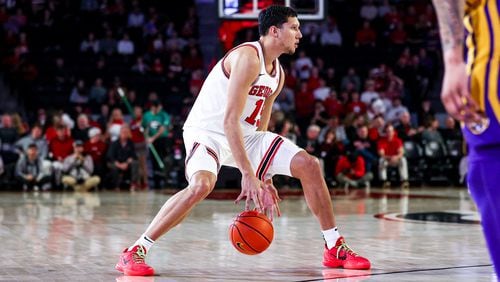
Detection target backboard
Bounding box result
[218,0,325,21]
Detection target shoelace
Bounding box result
[132,246,147,264]
[336,240,357,258]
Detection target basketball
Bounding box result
[229,210,274,255]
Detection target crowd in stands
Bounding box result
[0,0,465,191]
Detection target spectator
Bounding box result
[368,114,385,142]
[295,81,315,133]
[377,124,409,188]
[89,78,107,111]
[440,116,462,142]
[72,114,91,142]
[130,106,148,189]
[319,129,345,182]
[295,50,313,80]
[352,124,378,173]
[99,30,117,55]
[142,100,172,188]
[320,22,342,47]
[0,114,20,165]
[107,108,125,142]
[80,32,99,54]
[417,100,435,126]
[385,97,409,123]
[117,33,135,55]
[355,21,377,47]
[360,0,378,21]
[335,150,373,188]
[378,0,391,18]
[107,125,139,190]
[84,127,107,180]
[15,124,48,160]
[346,92,367,115]
[319,116,347,144]
[360,79,380,105]
[127,6,145,28]
[323,90,345,118]
[15,143,51,191]
[276,118,298,145]
[274,86,295,113]
[313,79,331,101]
[311,101,330,128]
[49,124,74,186]
[131,56,150,74]
[421,116,447,153]
[298,124,321,157]
[69,79,89,105]
[62,140,100,192]
[341,67,361,92]
[395,111,418,141]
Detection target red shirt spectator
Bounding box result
[335,155,366,179]
[355,21,377,46]
[130,116,145,143]
[323,93,345,117]
[295,82,315,118]
[346,92,367,115]
[49,126,74,161]
[84,127,107,164]
[377,132,403,156]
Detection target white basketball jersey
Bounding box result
[183,41,281,137]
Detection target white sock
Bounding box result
[322,227,340,249]
[129,234,155,252]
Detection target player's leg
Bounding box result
[467,159,500,276]
[116,132,221,276]
[143,170,217,239]
[289,151,370,269]
[243,132,371,270]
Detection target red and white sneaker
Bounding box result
[323,237,371,270]
[115,245,155,276]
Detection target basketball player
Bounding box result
[432,0,500,276]
[116,6,370,276]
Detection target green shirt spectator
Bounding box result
[142,101,171,142]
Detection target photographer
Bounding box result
[62,140,100,192]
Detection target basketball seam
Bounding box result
[236,215,273,228]
[232,223,259,254]
[235,220,272,244]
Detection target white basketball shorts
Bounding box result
[183,129,303,182]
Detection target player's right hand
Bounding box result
[235,173,264,212]
[441,61,481,123]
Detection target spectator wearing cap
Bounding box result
[15,143,51,191]
[62,140,100,192]
[84,127,107,180]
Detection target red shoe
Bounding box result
[323,237,371,270]
[115,245,155,276]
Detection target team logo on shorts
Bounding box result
[466,117,490,135]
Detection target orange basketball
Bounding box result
[229,210,274,255]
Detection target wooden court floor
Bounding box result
[0,187,495,281]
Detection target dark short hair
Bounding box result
[258,5,298,36]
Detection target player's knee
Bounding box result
[294,152,321,176]
[190,178,214,199]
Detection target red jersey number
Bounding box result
[244,99,264,127]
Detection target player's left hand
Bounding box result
[260,179,281,221]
